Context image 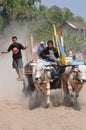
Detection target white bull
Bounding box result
[62,65,86,107]
[23,59,53,107]
[32,59,65,107]
[33,59,52,107]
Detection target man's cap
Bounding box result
[40,41,45,44]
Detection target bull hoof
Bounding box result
[70,101,74,105]
[72,103,81,111]
[45,103,50,108]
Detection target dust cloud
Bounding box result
[0,21,31,105]
[78,83,86,106]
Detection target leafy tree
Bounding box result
[62,8,74,21]
[47,6,63,26]
[0,0,41,20]
[63,30,84,53]
[0,15,4,30]
[73,16,84,22]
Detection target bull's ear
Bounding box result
[44,66,48,70]
[78,70,81,73]
[74,67,78,72]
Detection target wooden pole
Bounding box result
[25,39,29,63]
[30,34,34,60]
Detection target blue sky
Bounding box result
[41,0,86,21]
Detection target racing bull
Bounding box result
[23,59,65,107]
[62,65,86,109]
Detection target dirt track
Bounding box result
[0,55,86,130]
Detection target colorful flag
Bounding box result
[53,24,60,57]
[60,28,66,64]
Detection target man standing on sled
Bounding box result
[2,36,28,81]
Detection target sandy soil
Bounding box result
[0,55,86,130]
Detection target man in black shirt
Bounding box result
[2,36,28,81]
[40,40,59,61]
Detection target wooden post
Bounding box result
[25,39,29,63]
[30,34,34,60]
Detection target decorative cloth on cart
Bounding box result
[72,61,84,65]
[43,61,51,66]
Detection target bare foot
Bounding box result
[17,77,24,81]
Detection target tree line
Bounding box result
[0,0,84,30]
[0,0,85,52]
